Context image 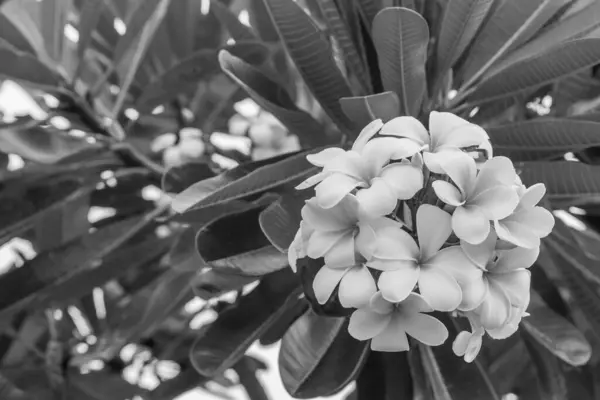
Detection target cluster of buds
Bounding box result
[288,112,555,360]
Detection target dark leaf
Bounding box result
[0,39,61,90]
[74,0,106,80]
[468,38,600,104]
[434,0,494,89]
[355,0,384,29]
[196,202,288,276]
[522,330,569,400]
[259,190,312,252]
[356,351,413,400]
[259,296,308,346]
[488,119,600,161]
[193,269,258,300]
[219,50,328,147]
[372,7,429,116]
[172,150,305,212]
[263,0,356,134]
[456,0,567,89]
[340,91,401,127]
[162,162,216,194]
[190,269,300,377]
[518,161,600,206]
[279,310,369,398]
[173,148,320,212]
[318,0,371,94]
[522,290,592,367]
[234,357,270,400]
[0,373,31,400]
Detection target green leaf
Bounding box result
[174,147,321,212]
[279,310,369,398]
[74,0,106,80]
[262,0,355,134]
[522,291,592,366]
[39,0,71,62]
[553,70,600,115]
[164,0,202,59]
[196,202,288,276]
[487,119,600,161]
[219,50,327,147]
[457,0,567,90]
[190,269,300,377]
[371,7,429,117]
[193,269,258,300]
[355,0,384,29]
[467,38,600,104]
[162,162,216,195]
[318,0,371,94]
[0,373,31,400]
[492,1,600,75]
[340,91,400,127]
[112,0,172,117]
[259,190,310,252]
[0,39,61,90]
[355,352,413,400]
[518,161,600,205]
[521,330,569,400]
[434,0,494,89]
[0,1,50,62]
[0,117,97,164]
[211,0,258,41]
[259,297,308,346]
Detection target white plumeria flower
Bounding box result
[360,205,482,311]
[460,232,538,330]
[433,153,519,244]
[312,262,377,308]
[380,112,489,173]
[494,182,555,249]
[349,292,448,352]
[453,321,485,363]
[297,119,424,217]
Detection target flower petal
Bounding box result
[418,267,462,312]
[460,232,497,269]
[356,218,404,259]
[425,246,483,285]
[355,179,399,218]
[371,226,420,260]
[306,230,346,259]
[513,207,555,237]
[315,174,363,209]
[302,196,358,231]
[432,180,465,206]
[494,220,540,249]
[371,314,410,352]
[323,151,366,179]
[313,266,347,304]
[458,277,488,311]
[416,205,453,259]
[323,232,356,268]
[469,185,519,220]
[306,147,346,167]
[380,116,429,145]
[436,151,477,196]
[494,246,539,272]
[379,163,424,200]
[400,293,434,313]
[429,111,472,148]
[437,123,489,150]
[348,307,391,340]
[476,280,511,330]
[378,266,420,303]
[452,331,471,356]
[369,291,395,314]
[339,265,377,308]
[519,183,546,208]
[403,312,449,346]
[453,205,490,245]
[296,171,331,190]
[368,258,418,272]
[490,269,531,308]
[361,137,422,174]
[352,119,384,151]
[474,156,517,193]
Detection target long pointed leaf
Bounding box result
[262,0,355,134]
[457,0,568,90]
[372,7,429,117]
[219,50,327,147]
[518,161,600,206]
[434,0,494,88]
[467,38,600,104]
[211,0,258,41]
[318,0,370,94]
[74,0,106,81]
[0,39,61,90]
[488,119,600,161]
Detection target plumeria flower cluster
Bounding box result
[288,112,555,360]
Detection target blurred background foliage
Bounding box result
[2,0,600,399]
